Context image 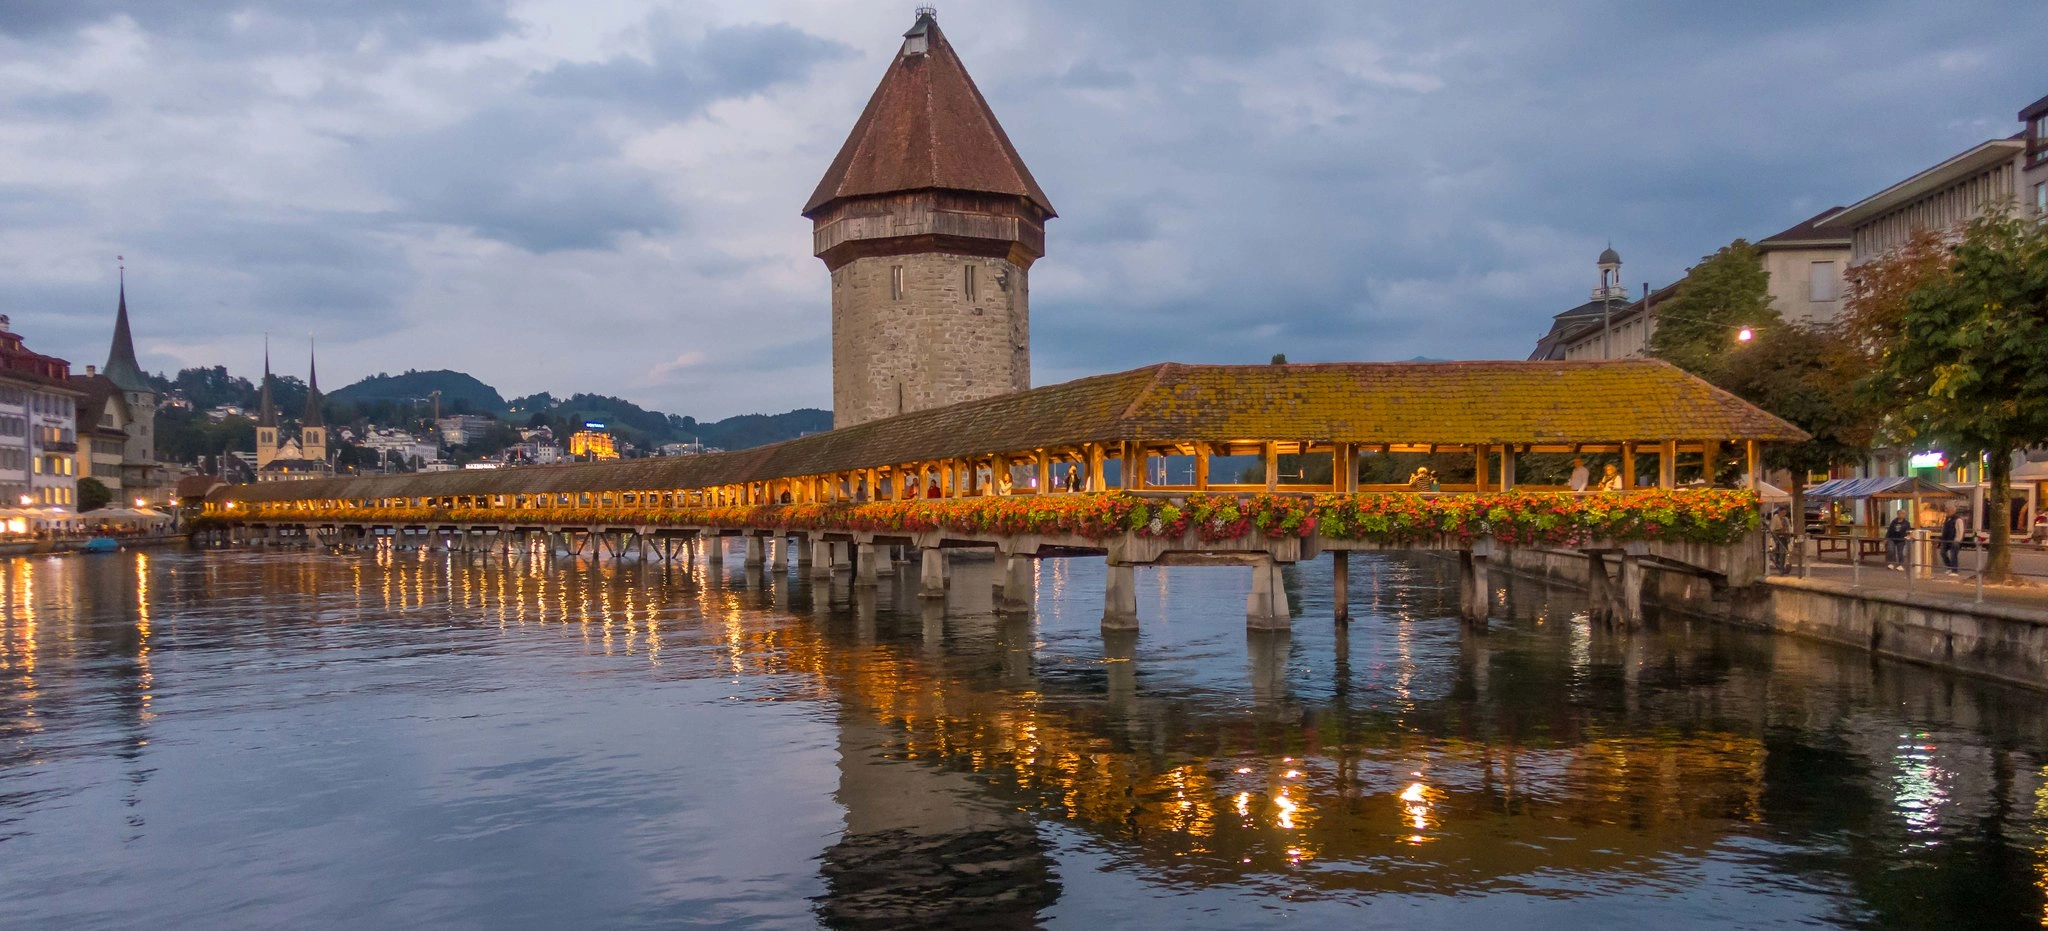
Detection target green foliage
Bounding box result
[77,477,112,513]
[328,370,508,414]
[1864,212,2048,581]
[1649,239,1779,375]
[155,408,257,465]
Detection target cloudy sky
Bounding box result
[1,1,2042,419]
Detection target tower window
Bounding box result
[963,265,977,302]
[890,265,904,301]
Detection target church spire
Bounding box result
[103,258,152,394]
[303,339,324,428]
[257,336,278,428]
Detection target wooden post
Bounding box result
[1087,444,1105,492]
[1339,442,1358,493]
[919,547,946,598]
[1745,440,1760,490]
[1500,445,1516,490]
[1121,444,1141,491]
[1103,563,1138,629]
[1473,445,1489,492]
[1332,550,1350,622]
[1036,450,1051,495]
[1194,442,1211,490]
[1700,440,1720,485]
[855,542,878,587]
[1659,440,1677,489]
[1263,441,1279,492]
[1622,442,1637,489]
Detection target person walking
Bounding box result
[1884,512,1911,570]
[1568,457,1590,492]
[1939,507,1965,576]
[1768,507,1792,573]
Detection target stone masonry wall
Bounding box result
[832,252,1029,428]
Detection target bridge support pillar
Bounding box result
[795,537,813,567]
[1103,563,1138,629]
[705,534,723,565]
[999,555,1034,614]
[855,543,879,588]
[1458,551,1492,623]
[831,542,851,572]
[744,534,764,567]
[873,545,895,577]
[1247,558,1291,629]
[1332,550,1351,623]
[1619,554,1644,627]
[918,548,947,598]
[812,540,835,580]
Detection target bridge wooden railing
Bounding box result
[214,488,1759,551]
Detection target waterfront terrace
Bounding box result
[207,360,1804,629]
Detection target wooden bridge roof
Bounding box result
[213,360,1806,503]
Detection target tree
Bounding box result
[1842,227,1950,355]
[1716,323,1879,531]
[1649,239,1779,375]
[1861,212,2048,583]
[78,477,112,513]
[1652,238,1876,532]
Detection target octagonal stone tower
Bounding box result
[805,9,1056,429]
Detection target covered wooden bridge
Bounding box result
[208,360,1805,628]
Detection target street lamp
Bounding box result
[1736,325,1755,343]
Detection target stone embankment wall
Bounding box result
[1504,548,2048,690]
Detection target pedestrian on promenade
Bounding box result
[1768,507,1792,573]
[1885,512,1911,570]
[1569,458,1590,492]
[1597,463,1623,491]
[1407,467,1434,491]
[1939,507,1965,576]
[1067,466,1084,492]
[926,478,942,499]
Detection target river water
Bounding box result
[2,545,2045,929]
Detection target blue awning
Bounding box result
[1803,476,1961,500]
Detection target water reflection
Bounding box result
[0,547,2045,928]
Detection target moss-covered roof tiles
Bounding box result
[215,360,1805,503]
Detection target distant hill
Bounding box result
[315,369,827,451]
[330,370,508,415]
[686,410,832,450]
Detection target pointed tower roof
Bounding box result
[257,340,278,428]
[803,10,1054,218]
[103,265,152,394]
[303,340,324,428]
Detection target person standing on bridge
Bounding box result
[1597,463,1623,491]
[1569,458,1590,492]
[1885,512,1911,570]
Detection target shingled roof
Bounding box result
[802,11,1054,218]
[215,360,1805,504]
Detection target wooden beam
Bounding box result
[1194,442,1211,491]
[1474,444,1489,491]
[1036,450,1052,494]
[1087,443,1105,491]
[1745,440,1760,490]
[1500,445,1516,491]
[1263,441,1278,492]
[1622,442,1637,489]
[1658,440,1677,489]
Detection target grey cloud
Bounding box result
[0,0,514,45]
[534,22,852,119]
[370,105,677,254]
[11,90,112,120]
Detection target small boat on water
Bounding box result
[80,537,120,554]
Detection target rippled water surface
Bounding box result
[4,545,2048,929]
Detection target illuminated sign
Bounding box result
[1908,452,1946,469]
[583,421,605,430]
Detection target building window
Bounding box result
[963,264,977,302]
[890,265,904,301]
[1809,261,1838,302]
[2036,182,2047,216]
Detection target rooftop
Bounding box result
[216,360,1805,503]
[803,11,1054,218]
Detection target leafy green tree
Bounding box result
[1649,239,1779,375]
[1651,237,1878,533]
[1862,212,2048,582]
[77,477,112,513]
